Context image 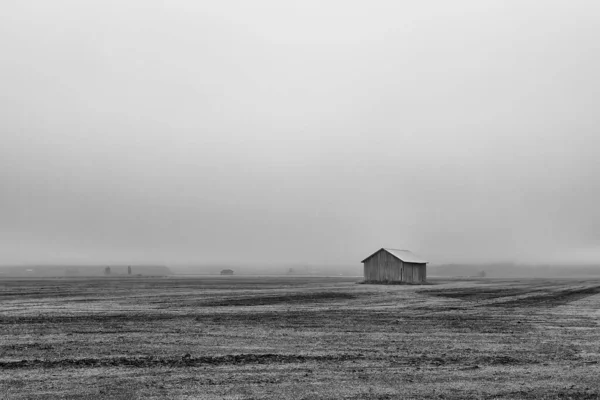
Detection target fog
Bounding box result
[1,1,599,266]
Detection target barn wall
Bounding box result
[363,251,427,283]
[403,262,426,283]
[363,250,403,282]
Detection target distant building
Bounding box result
[220,269,234,275]
[362,248,427,283]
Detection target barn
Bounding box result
[362,248,427,283]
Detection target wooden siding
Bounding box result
[403,262,426,283]
[363,250,426,283]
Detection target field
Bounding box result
[1,276,600,399]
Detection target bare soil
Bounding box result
[1,276,600,399]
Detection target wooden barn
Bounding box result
[362,248,427,283]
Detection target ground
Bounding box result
[1,276,600,399]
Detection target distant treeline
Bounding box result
[0,264,361,277]
[170,264,363,276]
[429,264,600,277]
[0,265,172,277]
[3,263,596,278]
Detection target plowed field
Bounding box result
[1,276,600,399]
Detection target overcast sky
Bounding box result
[1,0,599,266]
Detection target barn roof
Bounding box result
[361,248,428,264]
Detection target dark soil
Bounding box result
[419,284,600,308]
[418,286,544,300]
[202,292,356,306]
[495,285,600,308]
[0,353,363,369]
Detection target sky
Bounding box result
[1,0,600,266]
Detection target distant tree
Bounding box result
[104,266,111,276]
[479,270,486,278]
[128,266,132,275]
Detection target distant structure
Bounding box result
[362,248,427,283]
[104,266,111,276]
[220,269,234,275]
[128,266,132,275]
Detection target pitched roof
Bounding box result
[361,248,428,264]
